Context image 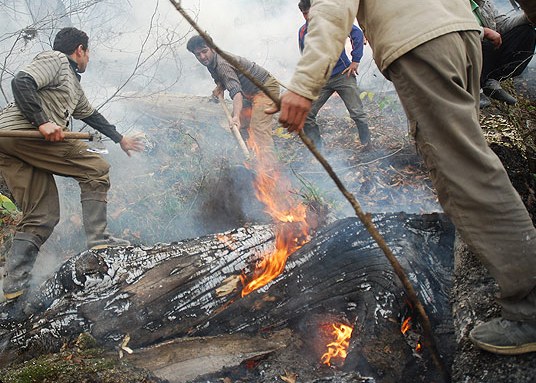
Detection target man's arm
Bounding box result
[278,0,359,132]
[231,92,243,129]
[342,25,364,77]
[82,112,144,157]
[81,112,123,143]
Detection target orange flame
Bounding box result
[401,317,411,334]
[321,323,353,366]
[240,122,310,297]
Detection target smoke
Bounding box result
[1,0,446,284]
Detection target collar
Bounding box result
[67,57,81,81]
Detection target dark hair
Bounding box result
[298,0,310,12]
[186,35,212,53]
[53,27,89,55]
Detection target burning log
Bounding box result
[0,212,455,382]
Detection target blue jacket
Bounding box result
[298,23,364,77]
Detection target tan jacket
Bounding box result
[287,0,481,100]
[0,51,95,131]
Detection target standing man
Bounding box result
[472,0,535,107]
[186,35,280,168]
[0,27,144,301]
[298,0,370,150]
[277,0,536,355]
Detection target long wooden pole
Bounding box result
[170,2,449,381]
[217,94,250,159]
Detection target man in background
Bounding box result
[472,0,535,107]
[276,0,536,355]
[187,35,279,168]
[0,27,144,301]
[298,0,370,151]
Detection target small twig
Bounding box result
[170,1,449,381]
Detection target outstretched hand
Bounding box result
[266,91,312,133]
[120,134,145,157]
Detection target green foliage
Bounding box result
[0,194,17,215]
[0,349,153,383]
[359,90,375,102]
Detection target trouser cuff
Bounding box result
[14,232,43,248]
[80,191,108,202]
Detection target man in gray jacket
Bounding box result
[0,27,144,301]
[277,0,536,355]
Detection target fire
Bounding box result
[401,316,411,334]
[400,316,423,353]
[240,125,310,297]
[321,323,353,366]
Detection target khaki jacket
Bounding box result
[0,50,95,131]
[287,0,481,100]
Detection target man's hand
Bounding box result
[272,91,312,133]
[38,122,65,142]
[212,85,224,100]
[230,115,241,130]
[342,62,359,77]
[483,27,502,48]
[119,134,145,157]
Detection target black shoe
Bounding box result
[479,91,491,109]
[483,79,517,105]
[470,318,536,355]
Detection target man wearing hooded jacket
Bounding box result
[276,0,536,355]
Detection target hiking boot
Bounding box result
[81,198,131,250]
[469,317,536,355]
[3,232,40,301]
[483,79,517,105]
[356,121,371,145]
[479,91,491,109]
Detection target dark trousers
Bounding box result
[481,24,536,86]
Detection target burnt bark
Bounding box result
[0,213,455,382]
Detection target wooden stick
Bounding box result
[170,2,449,381]
[217,94,250,159]
[0,130,92,140]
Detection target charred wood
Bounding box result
[0,213,455,382]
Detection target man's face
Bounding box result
[193,46,215,67]
[301,9,309,21]
[74,45,90,73]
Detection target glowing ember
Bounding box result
[401,316,423,353]
[401,317,411,334]
[321,323,353,366]
[240,127,310,297]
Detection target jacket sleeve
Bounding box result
[82,111,123,143]
[496,11,530,34]
[11,71,49,126]
[286,0,359,100]
[349,25,364,63]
